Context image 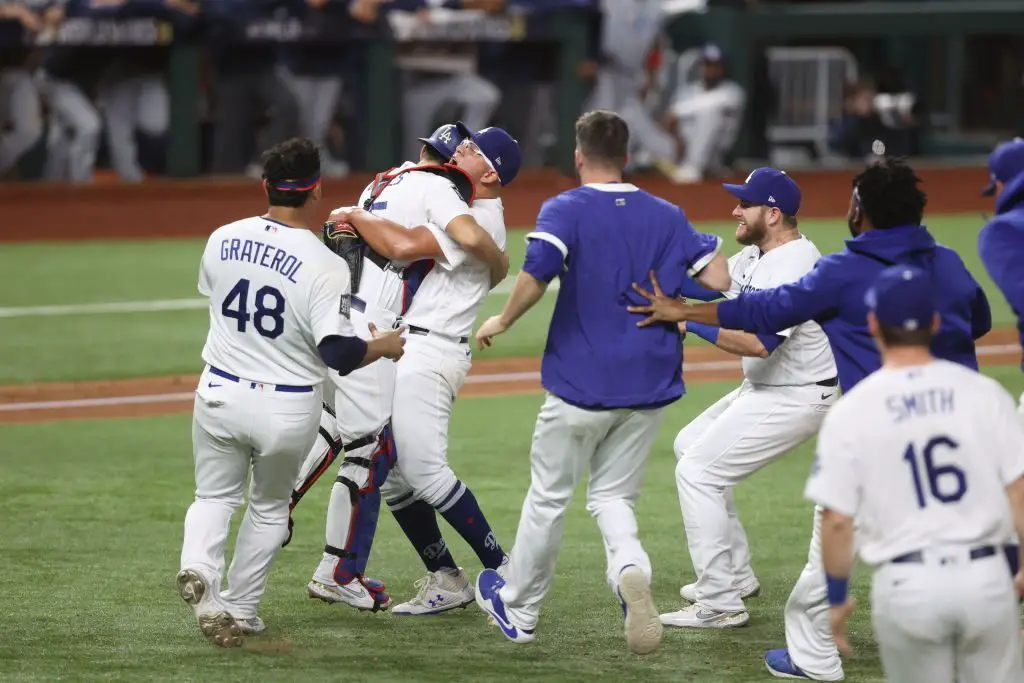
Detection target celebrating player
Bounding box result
[290,123,509,613]
[659,169,838,630]
[176,138,405,647]
[629,158,993,680]
[471,110,731,654]
[978,138,1024,418]
[324,123,521,615]
[809,265,1024,683]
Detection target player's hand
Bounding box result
[628,270,690,327]
[829,598,856,657]
[475,315,508,350]
[328,206,360,225]
[1014,569,1024,598]
[368,323,406,361]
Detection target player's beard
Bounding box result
[736,211,767,246]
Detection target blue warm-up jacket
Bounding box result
[718,224,992,392]
[979,172,1024,371]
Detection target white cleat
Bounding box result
[175,569,244,648]
[307,577,392,612]
[392,568,475,616]
[233,615,266,635]
[680,578,761,603]
[660,603,750,629]
[617,566,663,655]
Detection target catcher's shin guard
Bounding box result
[283,403,342,548]
[324,423,397,605]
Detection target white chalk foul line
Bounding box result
[0,278,551,319]
[3,344,1018,413]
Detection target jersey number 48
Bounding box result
[903,436,967,509]
[221,278,285,340]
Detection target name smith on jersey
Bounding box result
[220,238,304,283]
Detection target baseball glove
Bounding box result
[322,220,367,291]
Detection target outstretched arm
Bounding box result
[474,236,556,349]
[682,322,783,359]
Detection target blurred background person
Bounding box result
[0,0,45,177]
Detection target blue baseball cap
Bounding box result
[418,123,463,161]
[722,167,801,216]
[982,137,1024,196]
[864,265,936,332]
[455,121,521,186]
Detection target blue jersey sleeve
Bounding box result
[522,239,565,284]
[757,333,786,354]
[718,256,843,333]
[674,208,723,280]
[525,196,575,272]
[979,220,1023,335]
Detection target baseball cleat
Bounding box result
[616,565,663,655]
[680,577,761,603]
[175,569,244,648]
[233,615,266,635]
[764,648,813,679]
[392,568,475,616]
[660,603,749,629]
[474,569,534,644]
[307,576,392,612]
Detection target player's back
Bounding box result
[835,360,1019,565]
[199,216,347,387]
[534,184,719,409]
[354,162,473,316]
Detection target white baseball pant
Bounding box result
[182,366,323,618]
[784,506,845,681]
[497,393,664,629]
[382,331,472,508]
[871,546,1024,683]
[674,380,833,613]
[303,300,399,585]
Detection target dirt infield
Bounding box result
[1,329,1019,424]
[0,165,993,242]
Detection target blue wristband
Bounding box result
[686,321,720,344]
[825,573,849,606]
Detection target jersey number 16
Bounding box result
[903,436,967,509]
[221,278,286,339]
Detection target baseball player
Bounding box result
[978,138,1024,419]
[177,137,406,647]
[810,264,1024,683]
[287,123,509,613]
[471,110,732,654]
[328,123,521,615]
[629,158,993,681]
[659,169,838,630]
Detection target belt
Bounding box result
[408,325,469,344]
[815,376,839,387]
[208,366,314,393]
[890,544,996,565]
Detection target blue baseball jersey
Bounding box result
[523,183,721,410]
[979,171,1024,370]
[717,224,991,392]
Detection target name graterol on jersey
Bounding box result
[886,386,955,423]
[220,236,303,283]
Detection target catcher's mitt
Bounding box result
[323,220,367,291]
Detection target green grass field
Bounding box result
[4,366,1020,683]
[0,213,1012,384]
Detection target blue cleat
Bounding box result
[764,648,812,679]
[474,569,535,644]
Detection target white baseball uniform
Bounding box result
[182,215,354,619]
[290,162,476,588]
[383,196,507,508]
[806,359,1024,683]
[672,236,837,618]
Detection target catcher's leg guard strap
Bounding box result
[290,404,342,511]
[325,425,397,585]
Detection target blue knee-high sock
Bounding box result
[437,483,506,570]
[390,499,458,573]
